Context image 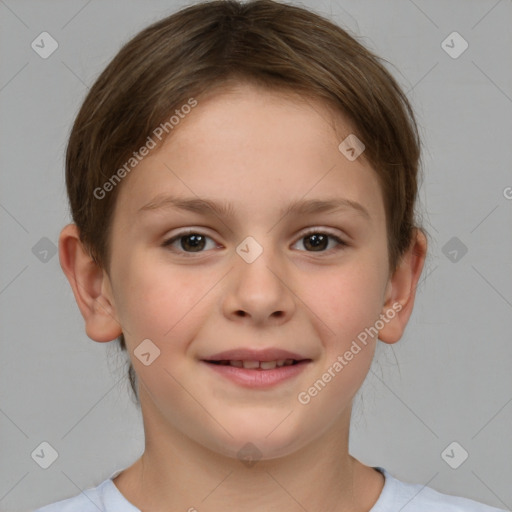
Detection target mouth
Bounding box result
[200,348,312,388]
[205,359,305,369]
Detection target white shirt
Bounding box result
[33,466,507,511]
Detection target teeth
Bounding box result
[209,359,301,368]
[242,360,260,369]
[222,359,297,369]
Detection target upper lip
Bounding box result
[203,348,310,362]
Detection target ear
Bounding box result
[378,228,427,344]
[58,223,122,342]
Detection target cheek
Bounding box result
[112,252,200,340]
[295,262,384,417]
[310,258,386,342]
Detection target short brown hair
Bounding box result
[65,0,426,403]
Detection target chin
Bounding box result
[203,413,312,463]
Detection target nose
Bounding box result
[223,245,296,326]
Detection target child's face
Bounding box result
[101,83,399,459]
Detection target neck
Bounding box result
[113,390,384,512]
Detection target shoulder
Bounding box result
[373,467,507,512]
[32,478,133,512]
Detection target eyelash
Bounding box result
[161,228,348,256]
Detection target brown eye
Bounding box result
[161,228,348,256]
[294,230,347,253]
[162,231,215,253]
[303,233,329,251]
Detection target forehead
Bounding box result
[113,83,384,225]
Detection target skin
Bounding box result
[59,82,427,512]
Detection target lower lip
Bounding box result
[201,361,310,388]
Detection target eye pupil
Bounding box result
[304,233,328,251]
[182,234,205,252]
[165,230,343,255]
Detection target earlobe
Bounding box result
[378,228,427,344]
[58,223,122,343]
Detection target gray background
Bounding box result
[1,0,511,510]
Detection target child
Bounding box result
[34,1,507,510]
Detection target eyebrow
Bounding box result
[138,194,370,221]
